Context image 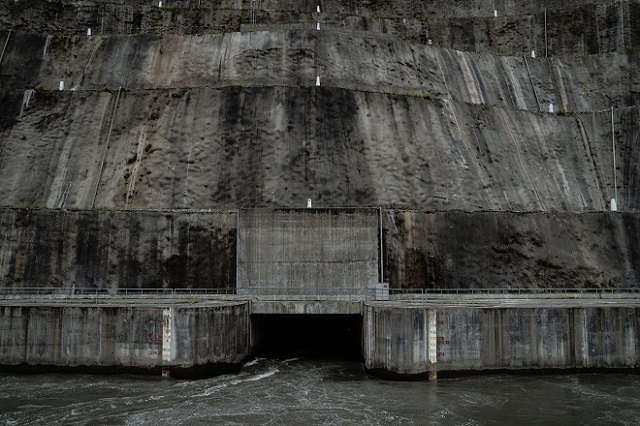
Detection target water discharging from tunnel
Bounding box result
[251,314,363,360]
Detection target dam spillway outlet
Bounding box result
[251,314,362,360]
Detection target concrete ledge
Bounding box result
[250,300,362,314]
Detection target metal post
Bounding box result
[379,207,384,283]
[544,8,548,57]
[612,105,618,205]
[236,210,240,293]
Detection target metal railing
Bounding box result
[389,287,640,295]
[387,287,640,301]
[0,286,379,301]
[1,286,639,300]
[0,287,236,298]
[239,287,379,301]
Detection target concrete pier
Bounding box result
[2,295,640,378]
[0,300,250,378]
[363,298,640,379]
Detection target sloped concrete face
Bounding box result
[2,85,636,211]
[363,303,640,378]
[1,30,635,113]
[1,1,639,57]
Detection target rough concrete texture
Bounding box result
[0,208,237,290]
[2,30,638,113]
[0,4,639,212]
[439,306,640,370]
[364,303,640,376]
[383,211,640,289]
[0,301,250,376]
[171,303,249,370]
[4,208,640,291]
[0,0,639,292]
[362,304,429,376]
[250,300,363,315]
[1,1,639,57]
[0,86,637,211]
[237,209,379,293]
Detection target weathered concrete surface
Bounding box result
[250,300,363,315]
[1,1,638,57]
[363,302,640,377]
[363,304,429,377]
[237,209,379,293]
[3,208,640,291]
[0,208,237,290]
[0,86,636,211]
[2,30,638,113]
[383,211,640,290]
[0,300,250,377]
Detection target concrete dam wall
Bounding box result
[1,0,640,379]
[364,302,640,378]
[0,301,250,378]
[1,5,640,211]
[2,0,639,57]
[2,296,638,378]
[2,208,640,292]
[0,84,637,211]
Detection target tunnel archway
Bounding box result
[251,314,363,360]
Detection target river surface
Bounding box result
[1,359,640,425]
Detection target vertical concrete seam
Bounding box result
[0,29,12,69]
[523,57,540,111]
[162,307,173,365]
[91,86,122,209]
[428,309,437,365]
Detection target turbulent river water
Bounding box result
[1,359,640,425]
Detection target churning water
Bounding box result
[1,359,640,425]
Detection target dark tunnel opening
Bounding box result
[251,314,363,360]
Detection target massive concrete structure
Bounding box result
[1,0,640,378]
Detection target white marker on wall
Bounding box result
[494,10,498,17]
[316,22,320,30]
[307,199,312,208]
[316,75,320,86]
[158,0,162,7]
[87,28,92,36]
[317,5,320,13]
[531,50,536,58]
[548,103,554,113]
[59,81,64,91]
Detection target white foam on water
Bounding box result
[241,370,278,383]
[243,357,265,367]
[193,368,279,397]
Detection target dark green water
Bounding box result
[1,359,639,425]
